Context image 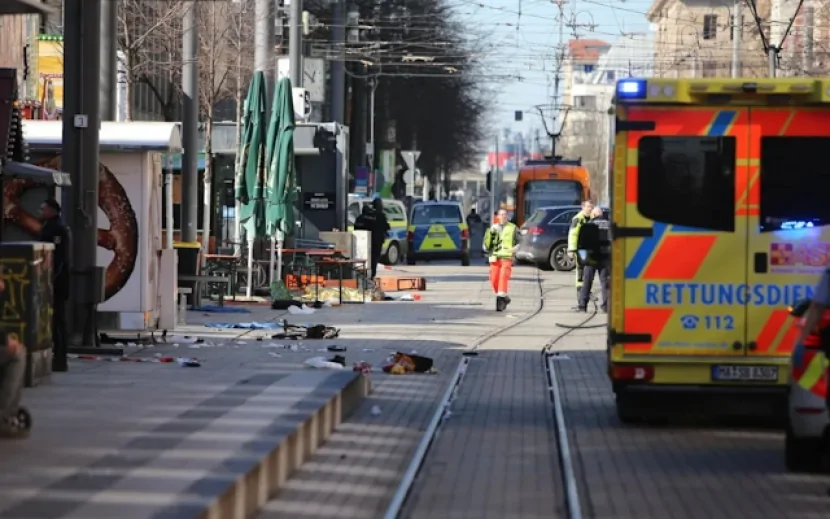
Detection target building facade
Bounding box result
[648,0,772,78]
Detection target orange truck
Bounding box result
[515,158,591,226]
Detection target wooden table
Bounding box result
[313,259,369,304]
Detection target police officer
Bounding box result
[567,200,595,305]
[39,199,71,372]
[484,209,520,311]
[577,207,610,313]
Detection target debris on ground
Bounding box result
[170,335,203,344]
[288,304,316,315]
[381,352,435,374]
[327,345,346,352]
[353,361,372,374]
[304,356,345,369]
[176,357,201,367]
[370,405,382,416]
[204,322,282,330]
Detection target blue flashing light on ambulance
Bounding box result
[608,76,830,422]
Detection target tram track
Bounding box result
[382,269,599,519]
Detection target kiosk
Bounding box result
[15,121,183,332]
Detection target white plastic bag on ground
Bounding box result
[303,356,344,369]
[288,304,316,315]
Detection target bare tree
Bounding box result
[196,0,253,250]
[117,0,184,121]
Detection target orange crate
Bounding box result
[374,276,426,292]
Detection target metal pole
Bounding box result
[490,134,497,223]
[63,0,102,345]
[769,46,777,77]
[731,0,742,78]
[804,5,814,74]
[367,79,376,168]
[691,49,698,77]
[289,0,303,85]
[330,1,345,123]
[254,0,272,88]
[181,2,199,244]
[99,0,116,120]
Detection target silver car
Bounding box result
[786,299,830,472]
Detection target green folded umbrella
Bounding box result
[264,77,297,238]
[234,71,268,239]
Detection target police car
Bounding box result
[406,201,470,266]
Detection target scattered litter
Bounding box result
[262,343,285,348]
[327,345,347,352]
[329,355,346,366]
[235,341,247,345]
[362,348,375,352]
[204,322,282,330]
[288,304,316,315]
[384,293,422,301]
[304,356,344,369]
[190,305,251,314]
[381,352,434,375]
[268,352,282,358]
[370,405,382,416]
[505,314,517,319]
[353,361,372,375]
[287,344,299,352]
[177,357,201,367]
[170,336,203,344]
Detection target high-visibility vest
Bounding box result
[484,223,518,259]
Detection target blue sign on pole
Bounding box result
[355,166,369,195]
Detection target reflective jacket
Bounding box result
[567,212,592,252]
[484,222,519,260]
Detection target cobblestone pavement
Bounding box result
[398,273,573,519]
[257,263,554,519]
[540,299,830,519]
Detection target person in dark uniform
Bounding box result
[577,207,610,313]
[39,199,71,372]
[370,198,390,278]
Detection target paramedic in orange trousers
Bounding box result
[484,209,520,312]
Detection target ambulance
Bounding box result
[609,77,830,422]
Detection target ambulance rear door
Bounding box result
[613,105,749,360]
[745,107,830,362]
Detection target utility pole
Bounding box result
[289,0,303,85]
[181,2,199,243]
[731,0,742,78]
[99,0,116,120]
[551,0,566,156]
[330,2,347,124]
[804,4,814,74]
[63,0,102,345]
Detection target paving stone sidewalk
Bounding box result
[256,264,550,518]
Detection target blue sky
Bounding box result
[450,0,653,137]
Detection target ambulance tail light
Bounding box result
[407,231,414,242]
[529,226,544,236]
[611,364,654,381]
[460,228,469,240]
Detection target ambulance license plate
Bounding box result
[711,365,778,382]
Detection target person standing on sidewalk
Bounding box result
[577,207,610,313]
[39,199,71,372]
[0,273,28,439]
[567,200,595,308]
[484,209,520,312]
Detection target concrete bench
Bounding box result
[178,275,231,308]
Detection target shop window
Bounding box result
[760,137,830,232]
[638,136,736,232]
